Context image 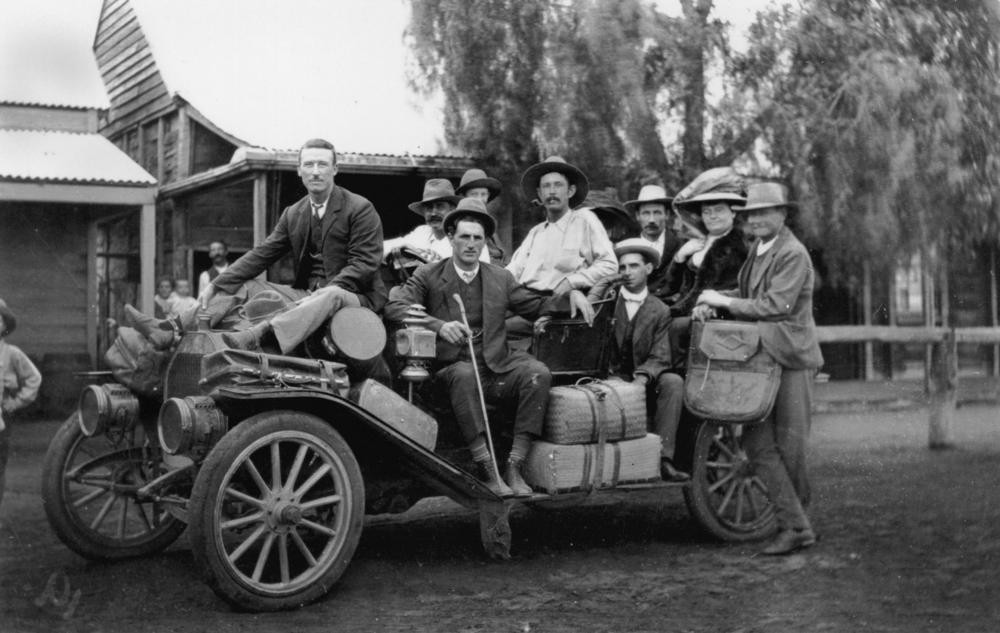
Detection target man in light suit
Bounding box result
[208,138,386,354]
[386,198,559,498]
[571,238,689,482]
[695,182,823,555]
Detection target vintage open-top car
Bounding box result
[41,294,778,611]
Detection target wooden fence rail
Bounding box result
[814,326,1000,449]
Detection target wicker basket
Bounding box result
[523,433,662,494]
[542,378,647,444]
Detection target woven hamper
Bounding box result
[542,378,647,444]
[523,433,662,494]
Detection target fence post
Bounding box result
[928,329,958,449]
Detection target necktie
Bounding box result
[311,201,324,220]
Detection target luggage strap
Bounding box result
[571,383,607,493]
[572,378,630,442]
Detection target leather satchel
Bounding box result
[684,320,782,424]
[199,349,350,398]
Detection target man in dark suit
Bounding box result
[696,182,823,555]
[386,198,557,498]
[623,184,681,302]
[206,138,386,354]
[572,238,688,482]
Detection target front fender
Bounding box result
[210,386,499,507]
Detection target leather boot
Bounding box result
[761,528,816,555]
[123,304,178,350]
[504,459,532,498]
[475,460,514,498]
[222,321,270,351]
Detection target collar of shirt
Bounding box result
[544,209,574,232]
[619,286,647,320]
[453,261,480,284]
[310,195,330,220]
[756,235,779,256]
[641,232,666,257]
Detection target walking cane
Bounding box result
[452,293,503,485]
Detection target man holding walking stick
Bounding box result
[386,198,562,498]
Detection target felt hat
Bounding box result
[580,187,640,236]
[614,238,660,269]
[443,197,497,236]
[520,156,589,208]
[672,167,748,210]
[733,182,798,213]
[241,290,291,324]
[407,179,462,216]
[624,184,674,214]
[456,168,502,201]
[0,298,16,336]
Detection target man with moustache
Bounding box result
[204,138,386,354]
[505,156,617,333]
[695,182,823,555]
[386,198,559,497]
[623,184,681,301]
[384,179,489,263]
[198,241,231,295]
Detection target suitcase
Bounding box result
[199,349,350,398]
[522,433,662,494]
[349,379,438,451]
[542,378,647,444]
[684,320,782,424]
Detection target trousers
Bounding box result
[742,368,813,531]
[433,358,551,445]
[649,372,685,460]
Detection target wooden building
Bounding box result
[92,0,479,292]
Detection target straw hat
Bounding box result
[614,238,660,269]
[624,184,674,214]
[407,179,462,216]
[520,156,589,208]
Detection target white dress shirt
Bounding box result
[384,225,490,263]
[619,287,648,321]
[454,261,480,284]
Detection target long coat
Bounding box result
[212,185,387,311]
[385,259,556,373]
[666,229,748,317]
[646,232,682,303]
[725,226,823,370]
[587,276,674,380]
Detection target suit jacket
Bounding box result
[665,229,748,317]
[385,259,558,373]
[212,185,387,311]
[587,277,674,380]
[724,226,823,370]
[647,231,682,303]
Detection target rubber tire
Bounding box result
[188,411,364,611]
[41,413,185,560]
[683,420,777,542]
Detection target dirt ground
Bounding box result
[2,404,999,633]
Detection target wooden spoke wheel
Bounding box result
[42,414,185,560]
[683,420,777,542]
[188,411,364,611]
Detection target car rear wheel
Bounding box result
[188,411,364,611]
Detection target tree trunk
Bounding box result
[679,0,712,179]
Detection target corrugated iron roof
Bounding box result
[0,129,156,186]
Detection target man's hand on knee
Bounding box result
[439,321,471,345]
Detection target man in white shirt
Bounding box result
[624,184,681,301]
[384,179,489,264]
[197,241,230,295]
[505,156,617,333]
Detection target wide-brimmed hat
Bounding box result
[407,179,462,216]
[673,167,747,210]
[624,184,674,214]
[614,238,660,269]
[520,156,589,208]
[580,187,640,235]
[0,298,16,336]
[241,290,291,324]
[456,168,502,201]
[443,197,497,236]
[733,182,798,213]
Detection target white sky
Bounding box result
[0,0,779,154]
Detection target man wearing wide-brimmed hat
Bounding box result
[571,239,688,482]
[456,168,507,265]
[384,178,489,264]
[695,182,823,556]
[0,298,42,512]
[386,198,564,497]
[624,184,681,301]
[506,156,617,304]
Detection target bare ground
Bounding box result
[2,404,999,633]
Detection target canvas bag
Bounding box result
[683,320,782,424]
[104,327,170,397]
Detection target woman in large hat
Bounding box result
[695,182,822,556]
[456,168,507,266]
[0,298,42,511]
